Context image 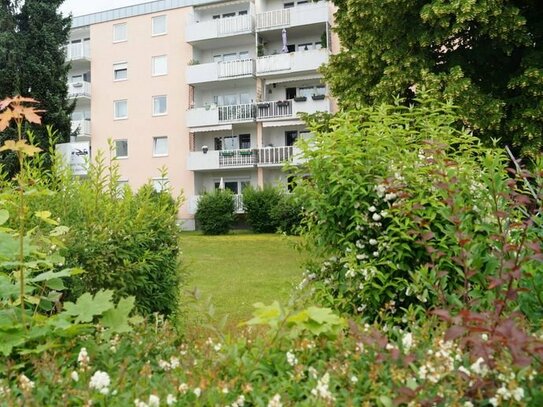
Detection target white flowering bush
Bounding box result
[1,316,541,406]
[294,93,543,324]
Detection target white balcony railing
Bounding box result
[258,146,294,166]
[256,100,293,119]
[65,42,91,61]
[71,119,91,137]
[218,104,255,122]
[219,149,257,167]
[218,59,254,78]
[256,2,329,31]
[189,194,244,214]
[187,59,255,84]
[68,81,91,99]
[256,49,328,75]
[186,14,253,42]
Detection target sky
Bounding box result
[60,0,146,17]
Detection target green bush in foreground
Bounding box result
[295,92,543,324]
[195,189,235,235]
[1,312,542,406]
[270,193,303,235]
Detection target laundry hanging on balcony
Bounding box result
[281,28,288,53]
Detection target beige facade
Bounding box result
[67,0,336,230]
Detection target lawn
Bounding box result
[179,231,306,327]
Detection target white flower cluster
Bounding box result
[311,372,335,402]
[402,332,414,353]
[158,356,180,371]
[19,374,35,392]
[89,370,111,395]
[230,394,245,407]
[286,350,298,367]
[78,347,90,370]
[267,393,283,407]
[418,340,461,383]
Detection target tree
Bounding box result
[0,0,73,176]
[323,0,543,157]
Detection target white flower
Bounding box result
[193,387,201,397]
[308,367,318,379]
[402,332,413,352]
[89,371,111,394]
[458,366,470,376]
[384,192,397,201]
[512,387,524,401]
[214,343,222,352]
[134,399,148,407]
[368,206,377,212]
[178,383,188,394]
[78,347,90,367]
[350,375,358,383]
[148,395,160,407]
[71,371,80,382]
[463,402,474,407]
[346,268,356,278]
[372,213,382,221]
[231,394,245,407]
[311,372,335,402]
[470,357,488,377]
[267,394,283,407]
[369,239,378,246]
[166,394,177,405]
[286,350,298,366]
[19,374,35,392]
[169,357,180,369]
[373,251,379,257]
[489,396,499,406]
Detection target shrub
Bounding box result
[270,193,303,235]
[195,189,235,235]
[294,91,543,323]
[242,185,283,233]
[25,149,183,317]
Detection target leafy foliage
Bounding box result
[323,0,543,157]
[270,193,303,235]
[0,0,73,176]
[295,93,543,324]
[242,185,283,233]
[195,189,235,235]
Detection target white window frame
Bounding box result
[152,95,168,116]
[153,136,168,157]
[113,62,128,81]
[152,15,167,36]
[152,55,168,76]
[115,140,128,159]
[113,23,127,43]
[114,99,128,120]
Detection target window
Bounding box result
[152,55,167,76]
[239,51,249,60]
[152,15,167,35]
[239,134,251,149]
[152,178,168,192]
[153,95,167,115]
[114,99,128,119]
[299,86,313,98]
[153,136,168,156]
[223,136,238,150]
[113,62,128,81]
[223,53,237,62]
[285,130,298,146]
[315,85,326,95]
[115,140,128,158]
[117,180,129,197]
[113,23,127,42]
[239,93,251,105]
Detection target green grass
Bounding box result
[180,232,306,326]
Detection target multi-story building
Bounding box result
[65,0,336,230]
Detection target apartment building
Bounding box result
[65,0,336,230]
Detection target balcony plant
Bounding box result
[239,149,253,156]
[311,94,325,100]
[219,150,235,157]
[276,100,290,107]
[294,96,307,102]
[257,101,270,108]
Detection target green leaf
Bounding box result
[0,329,26,356]
[31,267,84,283]
[63,290,115,323]
[0,209,9,226]
[101,296,135,333]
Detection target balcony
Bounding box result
[68,81,91,99]
[65,42,90,62]
[189,194,244,214]
[187,103,255,128]
[256,2,329,31]
[71,119,91,138]
[187,146,297,171]
[186,59,255,84]
[256,49,329,76]
[256,97,331,121]
[186,14,254,43]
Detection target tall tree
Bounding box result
[0,0,73,176]
[323,0,543,157]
